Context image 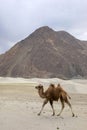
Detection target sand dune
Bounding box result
[0,77,87,94]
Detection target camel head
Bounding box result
[35,84,43,90]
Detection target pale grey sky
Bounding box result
[0,0,87,54]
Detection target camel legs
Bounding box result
[49,100,55,116]
[65,100,75,117]
[57,101,65,116]
[38,99,48,116]
[57,98,75,117]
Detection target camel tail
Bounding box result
[67,94,71,99]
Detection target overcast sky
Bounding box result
[0,0,87,54]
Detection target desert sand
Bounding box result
[0,77,87,130]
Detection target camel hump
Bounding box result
[57,83,62,89]
[58,83,60,86]
[49,83,55,88]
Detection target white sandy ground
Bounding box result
[0,77,87,130]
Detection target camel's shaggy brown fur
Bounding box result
[35,83,75,117]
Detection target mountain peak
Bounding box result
[29,26,55,39]
[34,26,54,33]
[0,26,87,79]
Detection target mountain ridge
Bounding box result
[0,26,87,79]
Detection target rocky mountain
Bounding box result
[0,26,87,79]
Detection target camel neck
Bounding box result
[38,88,46,98]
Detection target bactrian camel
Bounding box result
[35,83,75,117]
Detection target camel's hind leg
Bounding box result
[57,99,65,116]
[49,100,55,116]
[65,99,75,117]
[38,99,48,116]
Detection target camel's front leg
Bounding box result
[38,99,48,116]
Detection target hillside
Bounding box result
[0,26,87,79]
